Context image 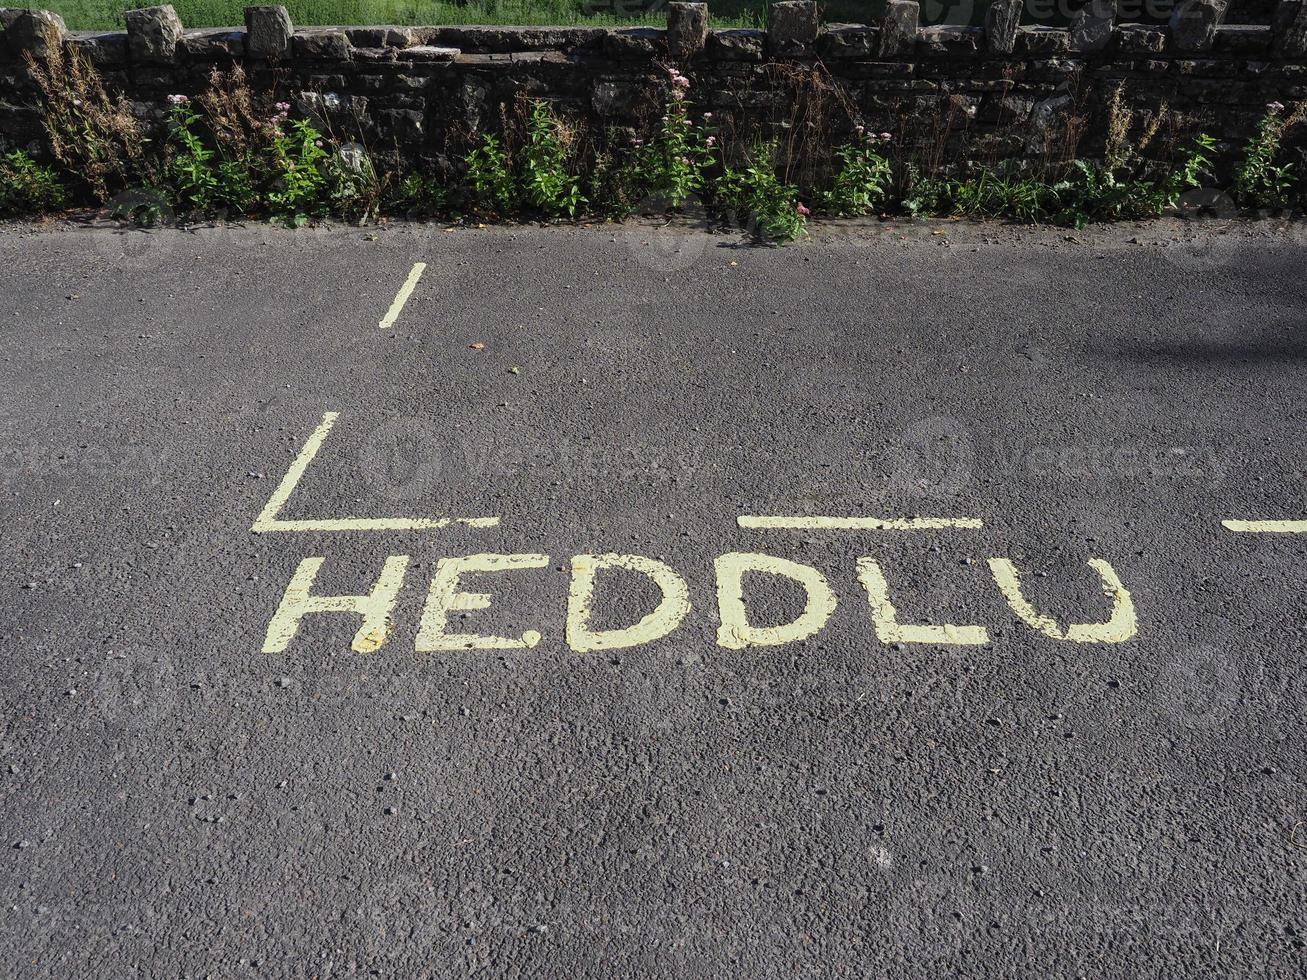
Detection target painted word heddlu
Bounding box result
[261,551,1137,654]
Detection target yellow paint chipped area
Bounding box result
[714,552,837,649]
[856,558,989,645]
[251,412,499,533]
[378,261,427,329]
[988,557,1137,644]
[566,554,691,652]
[416,553,549,650]
[262,555,410,653]
[738,516,983,531]
[1223,520,1307,533]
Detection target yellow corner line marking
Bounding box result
[378,261,427,330]
[1223,519,1307,533]
[737,516,983,531]
[252,411,499,533]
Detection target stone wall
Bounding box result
[2,1,1306,179]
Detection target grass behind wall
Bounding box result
[21,0,893,31]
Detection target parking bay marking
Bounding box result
[251,411,499,533]
[378,261,426,330]
[738,515,983,531]
[1223,520,1307,533]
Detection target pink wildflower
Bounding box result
[167,94,189,106]
[796,203,810,216]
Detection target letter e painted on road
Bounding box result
[262,555,410,654]
[416,553,550,650]
[566,554,691,652]
[715,552,836,649]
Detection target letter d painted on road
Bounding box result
[566,554,692,652]
[715,552,837,649]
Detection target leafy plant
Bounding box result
[520,99,585,219]
[265,117,329,226]
[165,95,219,214]
[900,166,952,218]
[1161,132,1217,205]
[1233,102,1298,210]
[949,169,1056,224]
[818,130,892,217]
[323,142,383,223]
[386,172,450,218]
[714,143,808,243]
[463,133,516,217]
[634,68,711,209]
[0,150,67,214]
[1052,131,1216,228]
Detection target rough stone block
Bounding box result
[1214,23,1271,54]
[592,79,644,116]
[1272,0,1307,57]
[918,24,982,55]
[1170,0,1226,53]
[125,5,183,65]
[768,0,818,56]
[1115,24,1166,53]
[70,31,130,67]
[668,2,708,62]
[879,0,919,57]
[985,0,1022,55]
[293,30,352,61]
[5,9,66,60]
[244,5,292,60]
[602,27,665,59]
[344,26,411,48]
[706,28,764,60]
[1018,25,1070,54]
[816,24,877,58]
[180,28,244,60]
[426,25,602,53]
[1069,0,1115,52]
[396,44,457,61]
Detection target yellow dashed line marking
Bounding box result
[737,515,983,530]
[251,411,499,533]
[1223,520,1307,533]
[378,261,426,330]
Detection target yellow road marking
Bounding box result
[988,558,1137,643]
[251,411,499,533]
[566,554,691,652]
[1223,520,1307,533]
[715,552,836,649]
[417,553,550,650]
[737,515,983,530]
[262,554,410,653]
[856,558,989,645]
[378,261,426,329]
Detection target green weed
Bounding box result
[0,150,67,214]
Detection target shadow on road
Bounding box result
[1113,334,1307,364]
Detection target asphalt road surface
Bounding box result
[2,216,1305,977]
